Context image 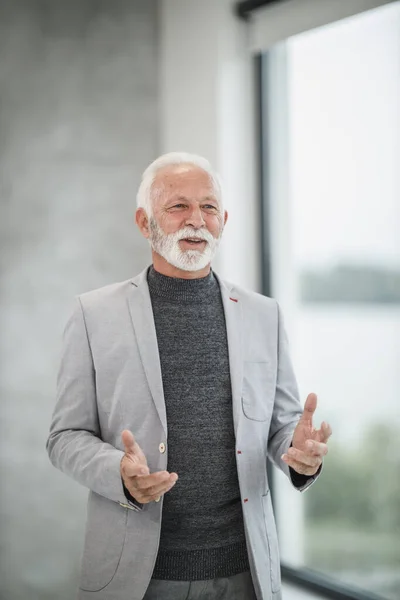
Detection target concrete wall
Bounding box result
[0,1,158,598]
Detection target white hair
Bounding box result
[136,151,223,217]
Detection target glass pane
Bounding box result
[268,3,400,599]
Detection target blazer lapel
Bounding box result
[215,274,244,437]
[128,269,167,437]
[127,269,243,440]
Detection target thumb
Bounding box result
[301,393,317,425]
[121,429,136,455]
[121,429,149,474]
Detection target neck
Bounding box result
[151,251,211,280]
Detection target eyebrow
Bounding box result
[170,196,218,203]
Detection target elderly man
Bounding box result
[47,152,332,600]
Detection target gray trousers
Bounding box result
[142,570,258,600]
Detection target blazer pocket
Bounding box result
[262,491,281,593]
[242,361,275,421]
[80,494,128,592]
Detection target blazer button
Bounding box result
[159,442,166,453]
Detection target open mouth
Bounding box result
[181,238,207,246]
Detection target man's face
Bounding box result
[146,165,227,272]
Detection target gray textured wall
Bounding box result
[0,1,158,598]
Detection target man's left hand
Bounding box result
[282,393,332,476]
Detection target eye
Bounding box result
[203,204,218,210]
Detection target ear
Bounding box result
[136,208,150,239]
[223,210,228,226]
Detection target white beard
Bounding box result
[148,219,222,272]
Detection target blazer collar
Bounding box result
[130,266,234,293]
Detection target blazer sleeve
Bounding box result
[46,297,141,511]
[267,301,321,492]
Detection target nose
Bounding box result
[184,206,205,229]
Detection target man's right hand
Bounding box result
[120,430,178,504]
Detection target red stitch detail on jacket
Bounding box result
[230,297,238,302]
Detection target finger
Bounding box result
[133,470,176,492]
[305,439,329,456]
[135,473,178,503]
[318,421,332,443]
[121,454,149,478]
[135,471,172,491]
[287,447,321,469]
[301,393,317,425]
[282,455,319,477]
[140,475,178,502]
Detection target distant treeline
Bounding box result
[300,264,400,303]
[306,421,400,533]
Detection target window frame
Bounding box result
[256,48,390,600]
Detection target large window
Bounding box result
[260,3,400,599]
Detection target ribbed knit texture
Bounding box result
[147,266,250,581]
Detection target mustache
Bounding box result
[176,227,214,242]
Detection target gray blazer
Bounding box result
[47,267,317,600]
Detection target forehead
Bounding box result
[153,164,215,200]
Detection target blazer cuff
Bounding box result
[289,463,322,488]
[121,477,144,511]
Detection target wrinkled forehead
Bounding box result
[152,164,218,205]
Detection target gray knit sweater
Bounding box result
[147,266,250,581]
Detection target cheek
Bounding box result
[158,213,184,234]
[206,215,224,236]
